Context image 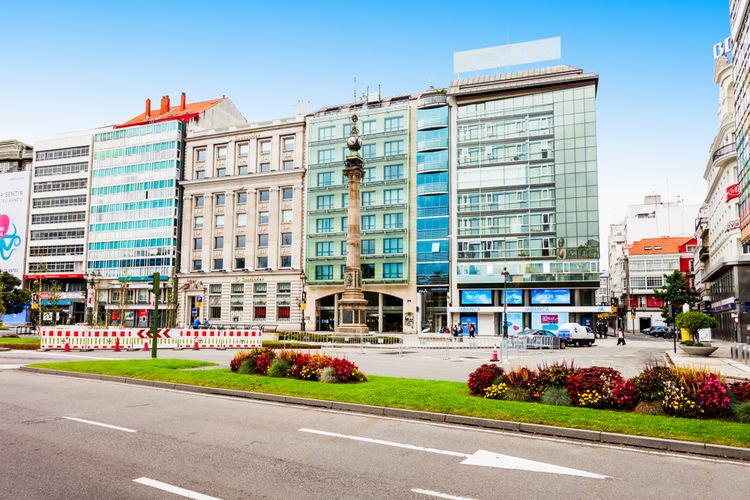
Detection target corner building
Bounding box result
[447,66,603,334]
[178,117,306,329]
[305,95,417,333]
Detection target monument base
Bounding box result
[338,296,368,334]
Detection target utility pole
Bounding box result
[624,254,631,333]
[151,272,160,359]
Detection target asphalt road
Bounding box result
[2,368,749,500]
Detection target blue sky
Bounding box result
[0,1,730,264]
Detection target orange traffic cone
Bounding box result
[143,341,149,351]
[490,344,499,362]
[64,342,70,352]
[193,340,200,350]
[114,337,120,352]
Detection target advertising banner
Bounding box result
[530,289,571,305]
[531,312,569,331]
[503,312,524,334]
[460,289,492,305]
[500,289,523,305]
[0,170,30,280]
[727,183,740,202]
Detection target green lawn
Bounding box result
[28,358,750,448]
[0,337,40,349]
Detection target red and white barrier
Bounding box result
[40,327,262,351]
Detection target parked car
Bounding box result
[556,322,595,347]
[649,326,669,338]
[642,326,654,335]
[520,328,563,349]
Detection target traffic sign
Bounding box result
[196,296,203,303]
[191,307,198,316]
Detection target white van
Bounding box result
[556,322,595,347]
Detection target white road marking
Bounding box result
[0,364,21,369]
[30,351,118,360]
[411,488,477,500]
[299,428,608,479]
[62,416,137,433]
[133,477,221,500]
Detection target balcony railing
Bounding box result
[417,116,449,130]
[712,143,736,161]
[417,182,449,195]
[417,94,448,108]
[417,138,449,151]
[416,159,449,173]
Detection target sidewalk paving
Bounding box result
[667,340,750,380]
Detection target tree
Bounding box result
[653,270,699,322]
[675,311,717,344]
[0,271,31,317]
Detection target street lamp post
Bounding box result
[300,270,306,332]
[501,267,510,338]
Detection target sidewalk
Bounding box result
[667,339,750,380]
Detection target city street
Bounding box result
[2,368,749,500]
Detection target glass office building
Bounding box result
[448,66,603,335]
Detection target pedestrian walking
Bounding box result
[617,328,626,346]
[469,323,476,338]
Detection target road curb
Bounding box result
[19,366,750,461]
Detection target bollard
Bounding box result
[143,342,149,351]
[64,342,70,352]
[193,340,200,350]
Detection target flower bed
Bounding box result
[467,363,746,422]
[230,348,366,383]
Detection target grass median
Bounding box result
[28,358,750,449]
[0,337,40,350]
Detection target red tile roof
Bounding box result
[117,96,225,128]
[628,237,694,255]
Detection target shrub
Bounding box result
[694,373,731,418]
[566,366,623,408]
[729,381,750,403]
[298,354,333,381]
[230,347,275,374]
[663,380,704,418]
[503,386,532,402]
[634,401,666,416]
[267,359,291,378]
[535,361,576,394]
[230,350,254,372]
[664,367,731,418]
[483,383,508,399]
[612,379,637,410]
[504,367,538,396]
[734,401,750,423]
[276,349,302,366]
[238,358,256,374]
[631,365,676,402]
[468,364,504,396]
[254,350,276,375]
[541,386,572,406]
[319,366,339,384]
[330,357,360,383]
[288,353,311,379]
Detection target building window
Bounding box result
[317,149,335,164]
[258,234,268,247]
[257,256,268,268]
[253,283,267,320]
[364,167,375,182]
[237,192,247,204]
[216,146,227,160]
[384,189,404,204]
[214,215,224,227]
[318,126,335,141]
[340,216,348,231]
[281,232,292,246]
[236,235,246,248]
[316,218,334,233]
[317,195,334,210]
[238,165,248,175]
[259,212,269,225]
[362,144,376,159]
[361,263,375,279]
[195,149,206,163]
[280,255,292,268]
[362,239,375,255]
[193,259,202,271]
[317,241,333,256]
[316,265,333,280]
[260,162,271,172]
[282,187,294,200]
[361,215,375,230]
[235,257,245,269]
[216,167,226,177]
[361,191,375,206]
[260,140,271,154]
[196,170,205,179]
[230,283,244,318]
[383,237,403,254]
[282,210,293,223]
[362,120,376,135]
[383,213,403,229]
[277,282,291,319]
[343,123,353,137]
[340,193,349,208]
[216,194,225,206]
[384,164,404,180]
[195,196,204,208]
[194,216,204,229]
[237,144,249,158]
[209,284,222,319]
[384,140,404,156]
[318,172,334,187]
[282,137,295,151]
[213,258,223,270]
[259,190,269,202]
[236,213,247,227]
[384,117,404,132]
[194,238,202,250]
[383,262,403,279]
[341,240,347,256]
